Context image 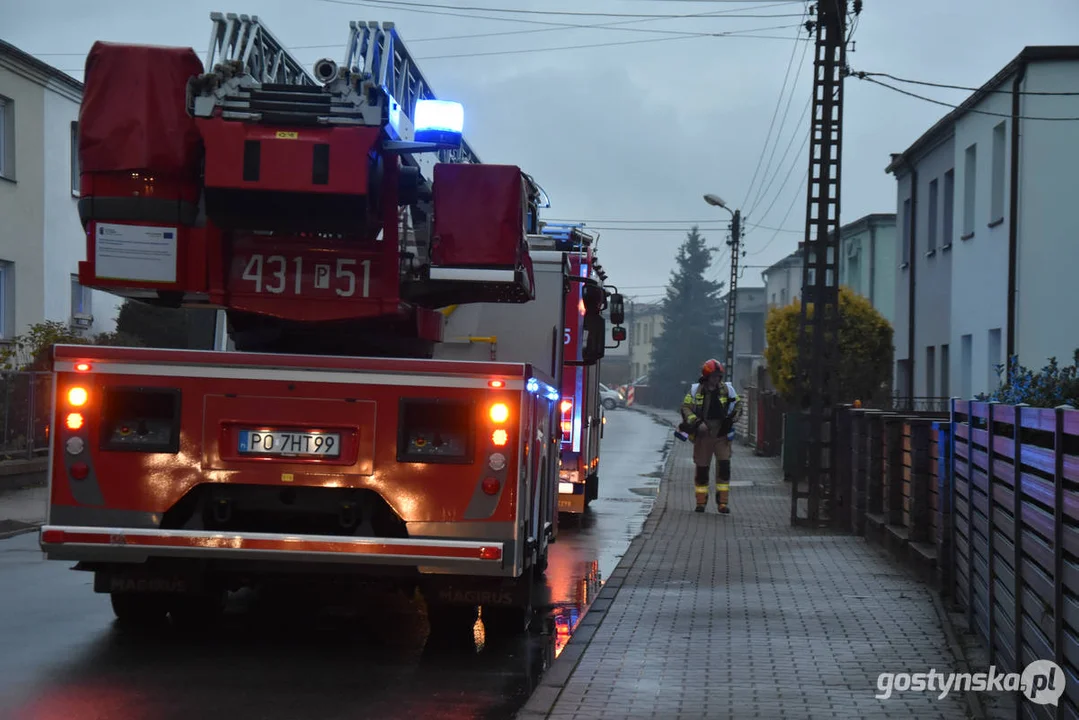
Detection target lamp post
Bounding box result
[703,194,742,383]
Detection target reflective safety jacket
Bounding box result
[681,381,741,441]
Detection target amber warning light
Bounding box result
[489,403,509,423]
[66,413,84,430]
[67,387,88,406]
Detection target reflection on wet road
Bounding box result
[0,409,671,720]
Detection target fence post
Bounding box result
[885,416,904,528]
[1011,404,1025,703]
[986,401,997,666]
[851,410,867,536]
[934,420,953,596]
[867,412,884,517]
[910,419,931,545]
[1054,405,1070,685]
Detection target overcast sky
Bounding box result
[4,0,1077,305]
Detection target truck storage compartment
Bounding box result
[197,121,381,233]
[414,164,535,307]
[77,42,205,228]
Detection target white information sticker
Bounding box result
[94,223,178,283]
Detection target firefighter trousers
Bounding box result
[693,430,732,508]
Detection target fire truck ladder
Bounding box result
[192,13,478,181]
[791,0,852,528]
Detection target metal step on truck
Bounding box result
[38,12,624,636]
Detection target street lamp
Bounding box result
[703,193,743,383]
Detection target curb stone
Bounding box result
[516,405,678,719]
[0,520,42,541]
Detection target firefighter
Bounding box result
[680,358,742,513]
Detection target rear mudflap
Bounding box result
[420,573,531,608]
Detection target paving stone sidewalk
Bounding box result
[521,407,975,719]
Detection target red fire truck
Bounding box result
[38,14,622,635]
[541,224,620,514]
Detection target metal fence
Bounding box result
[0,371,51,460]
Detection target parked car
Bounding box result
[599,383,625,410]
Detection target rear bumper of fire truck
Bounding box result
[557,469,586,513]
[39,526,510,577]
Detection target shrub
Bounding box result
[977,350,1079,408]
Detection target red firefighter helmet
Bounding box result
[701,358,724,378]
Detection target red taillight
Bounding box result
[479,546,501,560]
[74,362,91,373]
[68,387,88,406]
[41,529,65,544]
[488,380,505,388]
[70,462,89,480]
[65,413,84,430]
[560,400,572,413]
[489,402,509,423]
[482,477,500,496]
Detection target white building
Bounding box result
[0,40,121,349]
[887,45,1079,400]
[762,246,803,310]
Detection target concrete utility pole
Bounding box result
[791,0,858,528]
[703,194,742,381]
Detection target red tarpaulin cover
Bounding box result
[431,163,525,267]
[79,41,205,176]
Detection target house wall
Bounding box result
[951,82,1013,398]
[0,61,46,342]
[1015,61,1079,372]
[894,135,955,398]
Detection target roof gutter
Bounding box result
[1006,60,1028,368]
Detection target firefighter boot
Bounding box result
[694,466,709,512]
[716,459,731,514]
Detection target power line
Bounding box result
[747,169,807,256]
[54,23,803,73]
[315,0,805,19]
[739,4,808,210]
[746,93,811,219]
[745,124,809,228]
[854,70,1079,97]
[543,218,803,233]
[746,12,813,216]
[856,75,1079,122]
[29,1,797,57]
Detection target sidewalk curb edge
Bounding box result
[515,407,677,719]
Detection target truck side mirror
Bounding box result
[612,326,626,342]
[608,293,624,325]
[581,313,605,364]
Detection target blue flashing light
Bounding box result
[414,100,463,145]
[527,377,560,401]
[527,378,540,393]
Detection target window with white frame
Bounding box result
[927,178,938,253]
[991,121,1006,223]
[942,169,955,247]
[70,274,92,321]
[0,261,12,339]
[70,121,80,196]
[963,144,977,237]
[0,95,13,180]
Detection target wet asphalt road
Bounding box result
[0,408,671,720]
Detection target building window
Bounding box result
[780,287,787,306]
[70,275,93,321]
[926,346,936,397]
[0,261,12,339]
[940,344,950,398]
[991,121,1006,223]
[70,121,80,196]
[963,144,977,237]
[771,292,776,306]
[927,178,939,252]
[988,328,1002,391]
[0,95,13,180]
[902,197,910,264]
[943,169,955,247]
[961,334,973,399]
